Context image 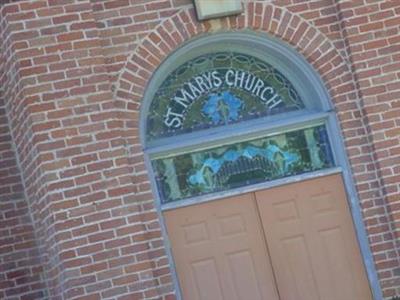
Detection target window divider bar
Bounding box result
[148,111,332,158]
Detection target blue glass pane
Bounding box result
[147,52,305,141]
[152,125,334,203]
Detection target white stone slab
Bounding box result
[194,0,243,21]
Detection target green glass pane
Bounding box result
[152,125,335,203]
[147,52,305,141]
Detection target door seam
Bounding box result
[251,191,282,300]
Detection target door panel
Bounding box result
[255,174,372,300]
[164,193,280,300]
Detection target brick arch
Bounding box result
[115,1,359,178]
[115,2,356,136]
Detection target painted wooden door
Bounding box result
[255,174,372,300]
[164,193,280,300]
[164,174,373,300]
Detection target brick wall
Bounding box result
[337,1,400,295]
[0,0,177,299]
[0,0,399,299]
[0,53,47,298]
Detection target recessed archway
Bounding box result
[114,3,383,299]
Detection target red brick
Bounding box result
[104,0,129,9]
[88,231,115,243]
[53,14,80,25]
[20,1,47,11]
[57,32,84,42]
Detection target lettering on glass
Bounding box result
[147,52,305,141]
[164,70,283,129]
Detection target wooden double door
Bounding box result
[164,174,372,300]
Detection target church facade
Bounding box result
[1,0,400,299]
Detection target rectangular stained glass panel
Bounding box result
[152,125,334,203]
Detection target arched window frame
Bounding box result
[139,32,382,300]
[141,32,340,209]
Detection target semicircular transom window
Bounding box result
[146,52,305,141]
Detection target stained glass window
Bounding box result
[152,125,334,203]
[146,52,305,141]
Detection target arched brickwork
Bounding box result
[114,1,399,298]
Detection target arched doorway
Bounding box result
[141,32,374,300]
